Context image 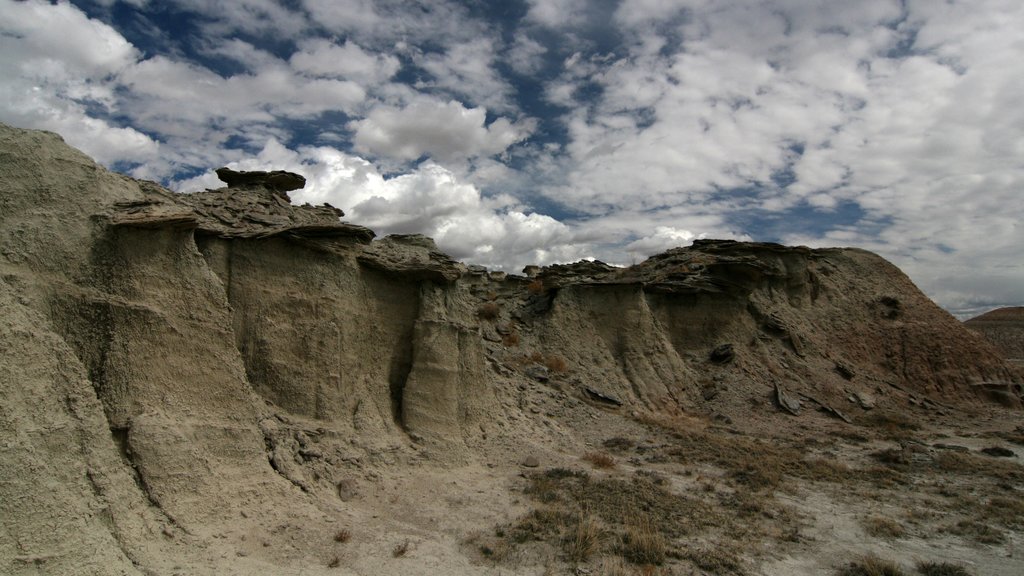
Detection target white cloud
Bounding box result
[416,38,515,111]
[525,0,588,28]
[349,97,532,163]
[624,226,698,256]
[290,39,400,86]
[506,32,548,75]
[0,0,160,165]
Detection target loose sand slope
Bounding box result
[1,123,1021,575]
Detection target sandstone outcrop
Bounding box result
[1,123,1020,575]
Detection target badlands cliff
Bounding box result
[1,123,1020,575]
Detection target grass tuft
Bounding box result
[862,515,905,539]
[620,516,666,565]
[915,561,974,576]
[563,513,603,563]
[837,554,908,576]
[583,451,617,469]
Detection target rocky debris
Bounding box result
[522,455,540,468]
[215,167,306,195]
[537,259,619,288]
[980,446,1015,458]
[834,360,856,380]
[775,384,802,415]
[853,391,876,410]
[176,186,375,242]
[109,199,199,229]
[357,234,462,283]
[584,387,623,407]
[525,365,550,382]
[709,343,735,364]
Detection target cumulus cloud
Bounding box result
[350,97,533,163]
[0,0,160,165]
[525,0,589,28]
[290,39,400,86]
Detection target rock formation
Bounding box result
[0,123,1020,575]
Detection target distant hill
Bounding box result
[965,307,1024,363]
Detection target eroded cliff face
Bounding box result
[1,123,1020,575]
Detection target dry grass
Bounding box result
[545,354,569,373]
[327,556,340,568]
[477,302,500,320]
[944,520,1005,544]
[684,545,745,575]
[862,411,920,435]
[333,529,351,543]
[564,513,603,563]
[837,554,908,576]
[862,515,905,539]
[501,330,520,347]
[584,451,617,469]
[619,516,666,565]
[915,561,974,576]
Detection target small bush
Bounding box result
[584,451,617,469]
[838,555,908,576]
[333,529,351,543]
[620,517,666,565]
[477,302,500,320]
[915,561,973,576]
[392,539,411,557]
[527,279,545,294]
[327,556,341,568]
[564,513,603,563]
[545,355,569,373]
[501,330,520,347]
[945,520,1005,544]
[862,516,905,539]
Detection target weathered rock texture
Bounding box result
[0,123,1020,574]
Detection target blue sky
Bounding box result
[1,0,1022,318]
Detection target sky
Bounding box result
[1,0,1022,318]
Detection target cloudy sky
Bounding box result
[1,0,1022,317]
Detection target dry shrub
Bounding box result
[685,545,744,574]
[603,437,637,451]
[545,354,569,373]
[837,554,908,576]
[915,561,974,576]
[527,279,545,294]
[945,520,1005,544]
[862,515,905,539]
[333,529,351,543]
[327,556,341,568]
[584,451,617,469]
[477,302,500,320]
[863,411,920,440]
[984,496,1024,528]
[620,517,666,565]
[392,539,411,557]
[597,556,633,576]
[564,513,603,563]
[501,330,520,347]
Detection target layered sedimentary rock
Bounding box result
[1,123,1020,574]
